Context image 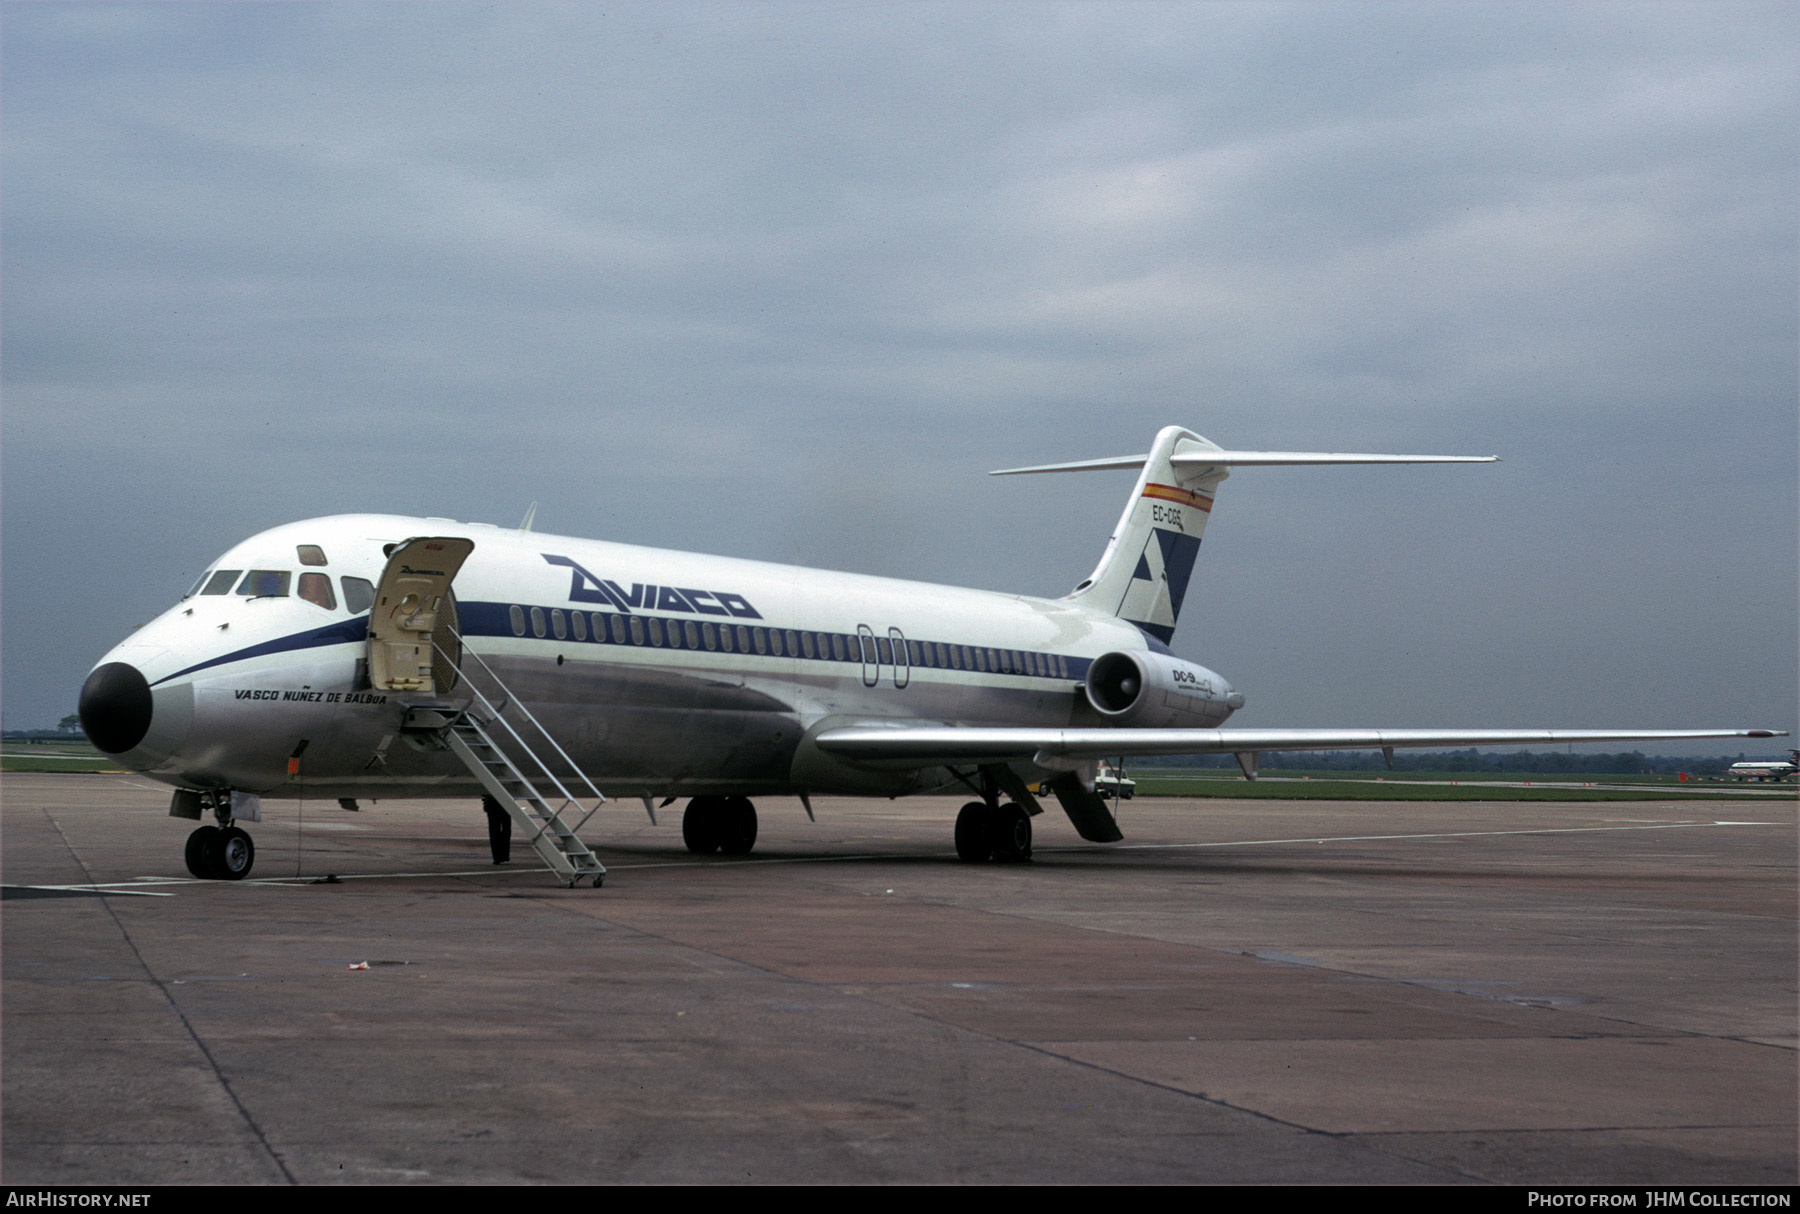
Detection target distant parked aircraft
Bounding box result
[1727,751,1799,782]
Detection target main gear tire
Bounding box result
[991,803,1032,863]
[718,797,758,856]
[185,826,221,879]
[954,801,994,863]
[683,797,723,854]
[216,826,255,880]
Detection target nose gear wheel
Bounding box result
[184,825,255,879]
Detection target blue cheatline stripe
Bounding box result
[151,616,369,685]
[146,600,1098,686]
[462,601,1094,683]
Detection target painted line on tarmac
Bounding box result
[1110,820,1783,850]
[33,856,917,893]
[247,853,910,883]
[2,883,175,897]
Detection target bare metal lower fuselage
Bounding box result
[137,642,1092,803]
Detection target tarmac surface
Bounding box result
[4,772,1794,1185]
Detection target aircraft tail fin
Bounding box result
[1013,426,1225,645]
[991,430,1497,645]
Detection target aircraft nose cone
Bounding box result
[79,662,153,754]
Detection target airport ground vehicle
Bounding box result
[1096,764,1135,800]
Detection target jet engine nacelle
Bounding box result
[1084,650,1243,728]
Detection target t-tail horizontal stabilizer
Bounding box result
[990,451,1500,475]
[995,426,1498,647]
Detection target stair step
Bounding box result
[447,708,606,885]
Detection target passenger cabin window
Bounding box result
[342,577,376,614]
[201,570,241,595]
[298,573,336,611]
[509,605,527,636]
[296,545,328,567]
[237,570,290,598]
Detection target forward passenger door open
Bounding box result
[368,537,475,694]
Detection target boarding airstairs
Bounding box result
[404,639,608,887]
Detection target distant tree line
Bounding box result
[1128,750,1767,776]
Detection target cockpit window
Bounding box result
[298,572,336,611]
[236,570,291,598]
[341,577,375,614]
[297,545,328,567]
[200,570,242,595]
[184,571,212,599]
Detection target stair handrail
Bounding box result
[457,695,601,859]
[456,678,586,842]
[440,632,609,809]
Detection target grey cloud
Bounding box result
[4,1,1793,749]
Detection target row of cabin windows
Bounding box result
[185,568,375,614]
[505,605,1070,680]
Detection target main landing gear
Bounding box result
[955,800,1032,864]
[683,795,758,856]
[184,825,256,880]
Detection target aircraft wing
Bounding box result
[815,726,1787,768]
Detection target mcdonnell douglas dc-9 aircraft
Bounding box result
[78,426,1783,886]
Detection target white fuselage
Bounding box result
[84,514,1238,801]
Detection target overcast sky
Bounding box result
[5,1,1795,754]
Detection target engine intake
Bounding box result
[1084,650,1242,728]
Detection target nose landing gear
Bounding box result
[178,789,256,880]
[184,824,255,880]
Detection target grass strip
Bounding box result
[1131,778,1792,802]
[2,758,130,774]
